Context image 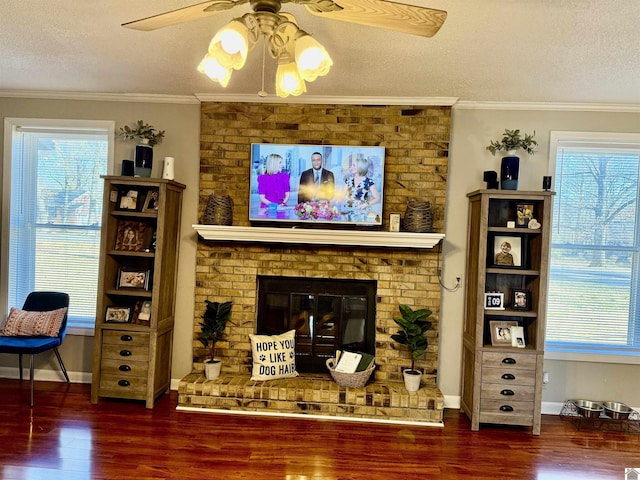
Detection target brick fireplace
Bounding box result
[179,102,451,423]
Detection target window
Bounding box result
[546,131,640,360]
[2,118,115,333]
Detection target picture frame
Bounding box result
[489,320,519,346]
[116,188,143,211]
[131,300,152,326]
[117,269,150,290]
[114,220,146,252]
[105,306,132,323]
[512,289,532,310]
[484,292,505,310]
[143,188,159,212]
[516,204,534,228]
[492,235,523,268]
[510,325,526,348]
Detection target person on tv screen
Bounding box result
[344,156,380,210]
[257,153,290,208]
[297,152,335,204]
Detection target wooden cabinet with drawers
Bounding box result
[91,176,184,408]
[461,190,554,435]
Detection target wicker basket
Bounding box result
[203,193,233,225]
[326,358,376,388]
[403,199,433,233]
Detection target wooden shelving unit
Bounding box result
[91,176,184,408]
[461,190,554,435]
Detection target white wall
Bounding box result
[439,104,640,408]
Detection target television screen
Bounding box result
[249,144,385,226]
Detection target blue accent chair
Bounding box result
[0,292,70,407]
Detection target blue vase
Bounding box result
[500,155,519,190]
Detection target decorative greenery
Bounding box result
[118,120,165,146]
[198,300,232,362]
[486,129,537,156]
[391,304,433,372]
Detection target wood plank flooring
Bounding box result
[0,379,638,479]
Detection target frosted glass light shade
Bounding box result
[197,54,233,87]
[294,34,332,82]
[208,20,249,70]
[275,61,307,98]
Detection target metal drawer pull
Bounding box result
[120,335,133,342]
[118,380,130,387]
[119,365,131,372]
[501,373,515,380]
[500,405,514,412]
[119,349,132,357]
[500,389,515,396]
[502,357,516,364]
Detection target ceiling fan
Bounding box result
[122,0,448,96]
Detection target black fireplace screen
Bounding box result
[257,276,377,373]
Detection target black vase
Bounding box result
[500,155,520,190]
[134,143,153,177]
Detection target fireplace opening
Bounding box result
[257,276,377,373]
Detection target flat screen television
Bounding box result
[249,143,385,226]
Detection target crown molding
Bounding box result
[454,100,640,113]
[0,90,200,104]
[194,93,459,106]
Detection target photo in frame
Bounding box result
[143,188,159,211]
[492,235,523,268]
[131,300,152,326]
[114,220,146,252]
[116,188,143,211]
[105,306,132,323]
[516,204,534,227]
[510,325,526,348]
[489,320,519,346]
[512,289,532,310]
[117,269,150,290]
[484,292,505,310]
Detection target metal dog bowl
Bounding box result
[602,401,633,420]
[572,399,604,418]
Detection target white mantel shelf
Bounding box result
[193,225,444,249]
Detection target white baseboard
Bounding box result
[0,366,92,384]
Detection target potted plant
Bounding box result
[391,304,432,392]
[486,129,537,190]
[198,300,232,380]
[118,120,165,177]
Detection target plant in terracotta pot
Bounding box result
[486,129,537,190]
[198,300,232,380]
[118,120,165,177]
[391,304,432,392]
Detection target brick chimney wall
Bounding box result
[194,102,451,385]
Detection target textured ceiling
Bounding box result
[1,0,639,104]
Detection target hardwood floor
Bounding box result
[0,379,638,480]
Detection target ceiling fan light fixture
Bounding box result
[207,19,250,70]
[275,60,307,98]
[197,54,233,87]
[294,33,332,82]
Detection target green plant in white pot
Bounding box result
[198,300,232,380]
[391,304,432,392]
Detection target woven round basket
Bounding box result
[326,358,376,388]
[403,200,433,233]
[203,193,233,225]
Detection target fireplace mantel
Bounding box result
[193,225,444,249]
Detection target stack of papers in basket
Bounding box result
[334,350,375,373]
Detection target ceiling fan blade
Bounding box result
[303,0,447,38]
[122,1,226,31]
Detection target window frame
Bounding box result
[545,131,640,364]
[1,117,115,336]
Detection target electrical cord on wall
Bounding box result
[436,242,461,292]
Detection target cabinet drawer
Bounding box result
[480,398,534,418]
[482,367,536,386]
[481,382,535,401]
[103,330,150,347]
[100,374,148,399]
[101,343,149,363]
[482,351,536,370]
[100,358,149,378]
